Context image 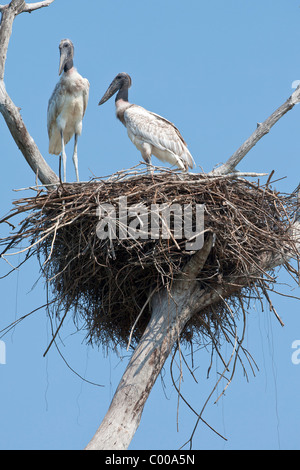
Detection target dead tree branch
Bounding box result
[0,0,58,185]
[211,85,300,176]
[22,1,54,13]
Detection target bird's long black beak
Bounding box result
[58,49,70,75]
[98,77,121,105]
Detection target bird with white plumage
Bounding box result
[98,73,195,172]
[47,39,89,182]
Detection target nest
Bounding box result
[0,167,299,351]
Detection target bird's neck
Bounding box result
[64,58,74,73]
[116,86,129,103]
[115,98,132,125]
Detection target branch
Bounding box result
[211,85,300,176]
[0,83,58,185]
[22,0,55,13]
[180,232,214,279]
[0,0,58,185]
[0,0,53,14]
[0,3,15,80]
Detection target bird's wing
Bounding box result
[82,78,90,117]
[47,81,66,138]
[124,105,194,166]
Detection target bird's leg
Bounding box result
[141,144,153,175]
[60,130,67,183]
[72,133,79,182]
[173,156,186,172]
[59,154,62,183]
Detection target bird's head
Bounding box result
[58,39,74,75]
[98,73,132,105]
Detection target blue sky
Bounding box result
[1,0,300,450]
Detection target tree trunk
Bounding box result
[86,236,214,450]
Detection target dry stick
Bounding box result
[0,300,56,339]
[202,317,249,437]
[169,344,227,442]
[43,218,60,266]
[2,223,60,257]
[43,309,68,357]
[126,288,158,351]
[258,280,284,327]
[0,254,19,270]
[175,341,183,433]
[181,317,239,450]
[211,85,300,176]
[44,306,104,387]
[215,297,247,404]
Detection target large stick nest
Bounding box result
[1,167,299,349]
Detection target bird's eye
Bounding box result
[64,43,68,48]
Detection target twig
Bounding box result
[126,288,159,351]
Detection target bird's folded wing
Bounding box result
[47,82,66,138]
[124,105,188,156]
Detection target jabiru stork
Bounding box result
[98,73,195,171]
[47,39,89,182]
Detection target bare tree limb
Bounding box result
[181,233,214,279]
[0,0,59,185]
[0,0,53,14]
[22,1,55,13]
[0,82,59,184]
[210,85,300,176]
[0,2,16,80]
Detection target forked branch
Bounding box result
[211,85,300,175]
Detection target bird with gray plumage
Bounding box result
[47,39,89,182]
[98,73,195,171]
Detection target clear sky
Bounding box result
[1,0,300,450]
